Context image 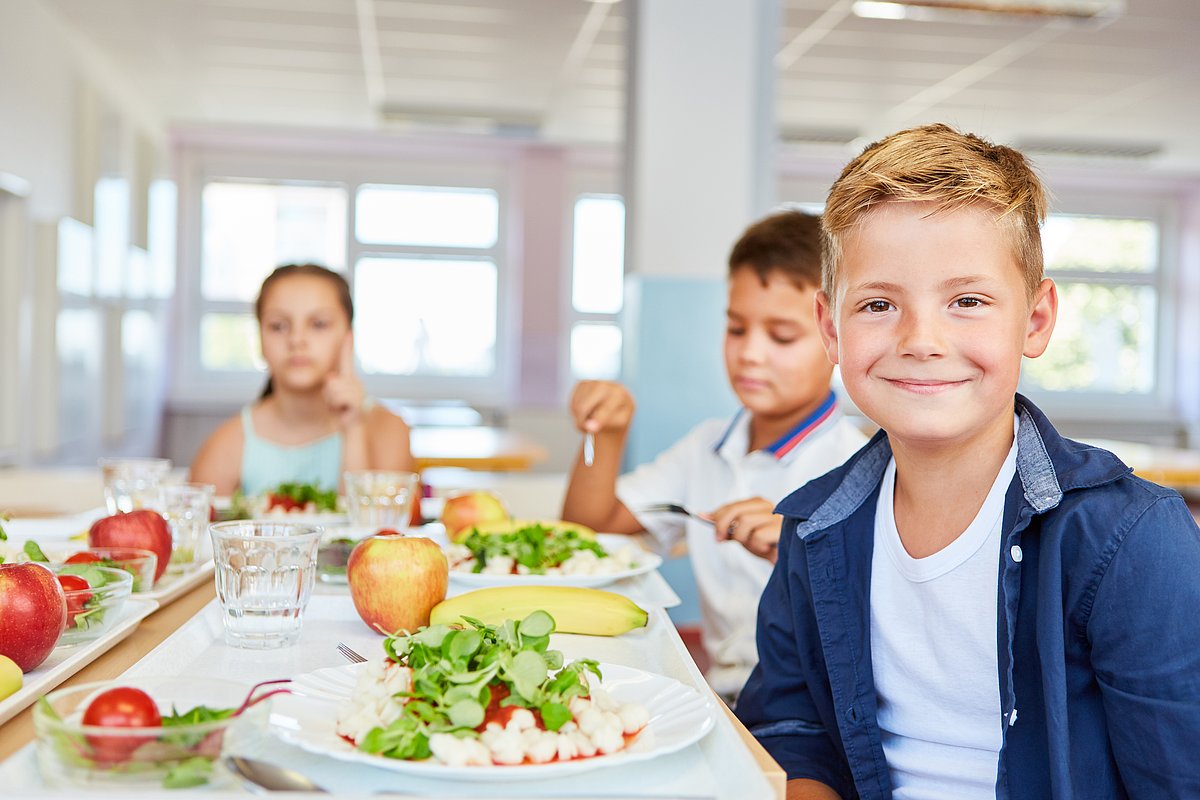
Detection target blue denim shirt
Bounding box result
[737,396,1200,799]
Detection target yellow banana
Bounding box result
[430,586,648,636]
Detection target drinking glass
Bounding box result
[98,457,171,514]
[208,521,321,649]
[157,482,216,572]
[343,470,420,529]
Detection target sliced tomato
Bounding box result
[64,551,104,565]
[56,574,92,627]
[265,493,303,512]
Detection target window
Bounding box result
[1022,214,1161,398]
[569,194,625,380]
[186,169,506,400]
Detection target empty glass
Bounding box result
[98,457,171,515]
[157,482,216,572]
[209,521,321,649]
[343,470,420,529]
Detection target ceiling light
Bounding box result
[852,0,1123,22]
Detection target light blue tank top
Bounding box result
[239,406,342,495]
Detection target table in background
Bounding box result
[411,426,549,472]
[1084,438,1200,494]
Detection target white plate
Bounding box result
[273,661,716,781]
[447,533,663,589]
[0,597,158,726]
[214,495,348,525]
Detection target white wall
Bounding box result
[0,0,164,467]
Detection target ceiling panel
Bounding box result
[38,0,1200,167]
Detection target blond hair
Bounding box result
[821,123,1047,302]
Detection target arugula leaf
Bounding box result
[23,540,49,562]
[364,611,601,762]
[162,756,214,789]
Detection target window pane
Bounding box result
[1022,282,1155,394]
[200,313,265,371]
[354,257,496,376]
[57,218,94,296]
[95,176,130,298]
[148,179,177,300]
[123,310,162,430]
[57,308,102,448]
[201,182,347,302]
[1043,215,1158,274]
[572,195,625,314]
[570,322,622,381]
[356,185,498,248]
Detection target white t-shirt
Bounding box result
[617,398,868,695]
[870,420,1018,799]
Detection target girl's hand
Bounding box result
[570,381,636,434]
[710,497,781,563]
[324,333,366,430]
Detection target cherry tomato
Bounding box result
[81,686,162,764]
[64,551,104,565]
[55,574,92,627]
[266,493,303,512]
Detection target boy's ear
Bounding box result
[814,290,840,365]
[1023,278,1058,359]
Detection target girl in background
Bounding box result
[190,264,412,495]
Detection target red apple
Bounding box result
[347,532,448,635]
[0,562,67,672]
[440,491,508,543]
[89,509,172,582]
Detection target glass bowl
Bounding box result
[52,547,158,593]
[51,565,133,646]
[33,676,273,790]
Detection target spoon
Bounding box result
[225,755,327,792]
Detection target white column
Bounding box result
[622,0,779,467]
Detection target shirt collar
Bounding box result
[713,391,841,461]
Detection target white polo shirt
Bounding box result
[616,393,868,696]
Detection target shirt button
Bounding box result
[844,706,859,724]
[1010,545,1023,563]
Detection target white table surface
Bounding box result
[0,595,773,799]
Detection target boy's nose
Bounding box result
[897,311,946,359]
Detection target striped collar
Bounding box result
[714,392,840,461]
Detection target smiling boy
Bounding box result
[561,210,866,699]
[737,124,1200,799]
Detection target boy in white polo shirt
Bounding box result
[561,210,867,699]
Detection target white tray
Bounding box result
[0,595,770,798]
[0,597,158,726]
[141,559,215,605]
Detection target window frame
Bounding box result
[172,146,515,408]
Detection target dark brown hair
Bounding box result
[256,264,353,398]
[728,209,823,291]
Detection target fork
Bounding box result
[337,641,368,663]
[637,503,714,525]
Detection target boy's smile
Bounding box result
[816,200,1057,452]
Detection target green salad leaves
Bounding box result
[359,611,600,761]
[460,524,608,575]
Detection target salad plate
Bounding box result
[447,533,663,589]
[0,597,158,726]
[272,661,716,781]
